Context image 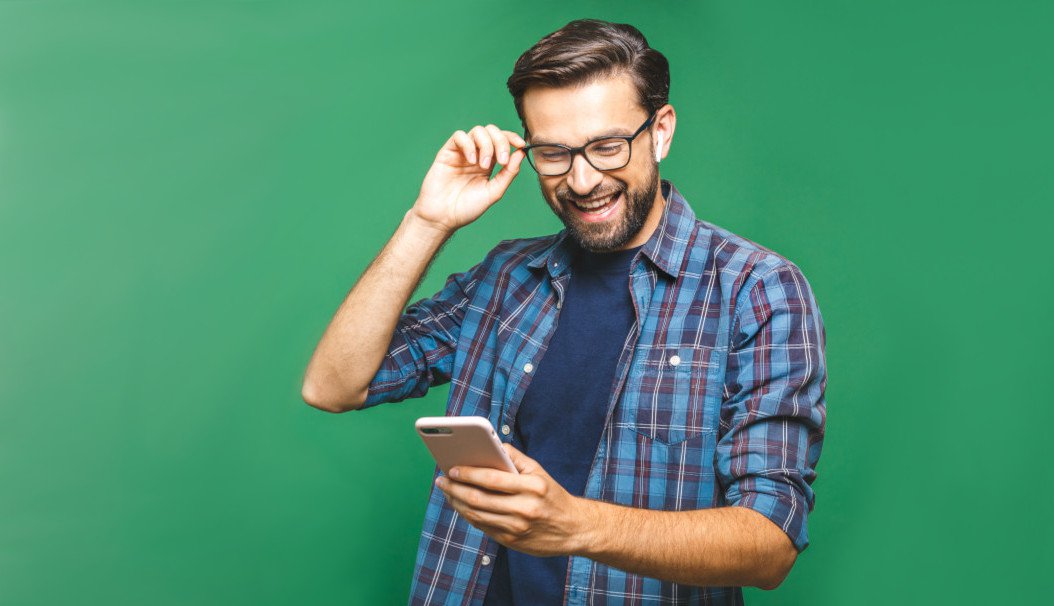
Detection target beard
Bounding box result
[547,160,660,252]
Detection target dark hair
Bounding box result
[507,19,670,133]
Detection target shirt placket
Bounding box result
[469,266,570,604]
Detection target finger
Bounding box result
[438,478,512,513]
[485,124,509,166]
[441,481,533,517]
[455,505,528,539]
[447,482,507,513]
[485,149,524,201]
[448,464,524,494]
[450,130,477,165]
[502,130,527,149]
[469,126,494,170]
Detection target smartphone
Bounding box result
[415,416,518,475]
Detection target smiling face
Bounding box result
[522,74,673,252]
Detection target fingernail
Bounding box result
[481,156,490,169]
[450,468,460,479]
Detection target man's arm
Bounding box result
[301,212,451,412]
[715,262,827,556]
[301,125,526,413]
[575,498,797,590]
[576,263,824,589]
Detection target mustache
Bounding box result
[555,184,625,205]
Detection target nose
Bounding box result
[565,153,604,196]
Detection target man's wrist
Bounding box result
[570,497,610,558]
[401,209,454,249]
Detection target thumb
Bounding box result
[503,442,541,475]
[485,149,524,201]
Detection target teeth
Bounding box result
[575,192,618,211]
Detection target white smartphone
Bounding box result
[415,416,518,475]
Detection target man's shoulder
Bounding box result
[474,233,563,273]
[676,216,822,327]
[664,183,804,285]
[687,217,804,284]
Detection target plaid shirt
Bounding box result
[362,180,827,605]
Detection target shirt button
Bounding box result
[523,363,534,373]
[501,424,511,435]
[669,354,681,367]
[481,555,492,566]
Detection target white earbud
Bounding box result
[655,132,664,163]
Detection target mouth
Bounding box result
[568,190,622,223]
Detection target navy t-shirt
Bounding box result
[483,243,641,605]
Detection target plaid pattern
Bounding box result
[362,181,827,605]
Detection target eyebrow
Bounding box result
[528,127,635,146]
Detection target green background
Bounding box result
[2,1,1051,604]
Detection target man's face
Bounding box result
[522,75,665,252]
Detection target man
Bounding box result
[303,19,826,606]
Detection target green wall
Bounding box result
[2,1,1050,604]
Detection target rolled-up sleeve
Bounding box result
[717,262,827,552]
[360,261,483,410]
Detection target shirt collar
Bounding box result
[526,230,574,277]
[639,179,696,279]
[527,179,696,280]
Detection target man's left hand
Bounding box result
[435,443,590,557]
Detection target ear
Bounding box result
[653,104,676,163]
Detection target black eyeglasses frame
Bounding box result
[521,111,658,176]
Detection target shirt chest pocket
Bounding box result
[622,346,719,445]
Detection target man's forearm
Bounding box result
[302,209,451,412]
[571,499,798,590]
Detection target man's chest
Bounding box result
[450,267,733,499]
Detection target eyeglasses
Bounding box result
[522,111,657,176]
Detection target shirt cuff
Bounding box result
[360,328,428,410]
[729,484,811,553]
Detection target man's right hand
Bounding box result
[412,125,527,234]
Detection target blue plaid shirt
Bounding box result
[362,180,827,605]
